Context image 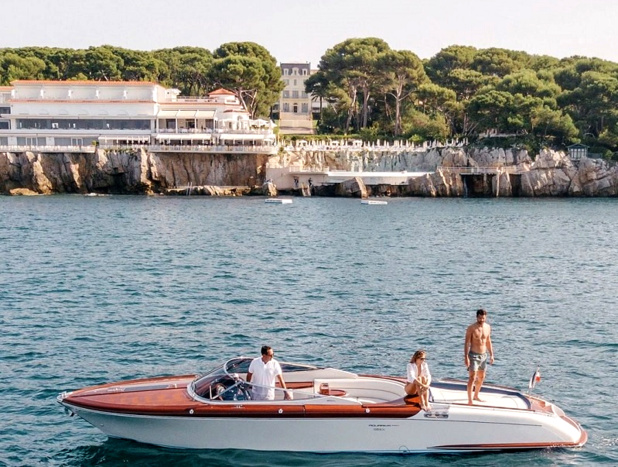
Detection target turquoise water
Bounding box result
[1,196,616,466]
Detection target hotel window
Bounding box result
[283,69,289,75]
[293,103,298,113]
[302,103,309,113]
[294,79,297,86]
[302,69,308,76]
[283,91,290,98]
[283,103,289,112]
[292,91,299,98]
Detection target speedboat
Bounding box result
[57,357,586,453]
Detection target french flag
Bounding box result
[528,367,541,390]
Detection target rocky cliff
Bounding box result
[269,146,618,197]
[0,149,270,195]
[2,146,618,196]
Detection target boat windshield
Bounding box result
[192,358,246,401]
[192,357,321,402]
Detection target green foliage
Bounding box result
[318,37,391,131]
[0,52,46,84]
[424,45,478,85]
[403,111,450,141]
[3,41,618,152]
[210,42,283,118]
[358,124,382,142]
[379,49,428,136]
[470,48,530,77]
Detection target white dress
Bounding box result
[406,362,432,386]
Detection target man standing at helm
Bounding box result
[247,345,290,401]
[464,308,495,405]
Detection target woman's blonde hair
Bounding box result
[410,349,427,363]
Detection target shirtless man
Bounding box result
[464,308,494,405]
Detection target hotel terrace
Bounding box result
[0,81,277,154]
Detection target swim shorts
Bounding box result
[468,351,488,371]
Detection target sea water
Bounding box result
[0,196,616,466]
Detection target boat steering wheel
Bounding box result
[211,377,251,401]
[232,377,251,401]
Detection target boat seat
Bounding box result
[404,394,422,407]
[318,382,347,397]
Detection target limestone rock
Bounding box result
[334,177,367,198]
[521,168,572,196]
[9,187,39,196]
[440,148,468,167]
[494,171,513,197]
[0,149,270,195]
[575,157,618,196]
[532,149,573,170]
[407,170,465,197]
[3,145,618,197]
[262,181,278,197]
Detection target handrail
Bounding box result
[0,144,97,153]
[440,166,521,174]
[0,143,277,154]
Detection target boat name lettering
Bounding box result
[369,424,399,430]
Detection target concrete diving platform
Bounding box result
[318,170,431,185]
[268,168,432,190]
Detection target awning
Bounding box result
[155,133,211,140]
[157,110,216,119]
[220,134,265,141]
[157,110,178,118]
[196,110,215,119]
[176,110,198,118]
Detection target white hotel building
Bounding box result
[0,81,276,153]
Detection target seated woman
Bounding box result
[405,350,432,411]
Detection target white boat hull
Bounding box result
[63,401,584,453]
[58,358,586,453]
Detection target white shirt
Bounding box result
[407,362,432,386]
[248,357,283,401]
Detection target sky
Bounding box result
[4,0,618,67]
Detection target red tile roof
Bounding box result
[208,88,236,96]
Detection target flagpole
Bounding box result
[528,366,541,395]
